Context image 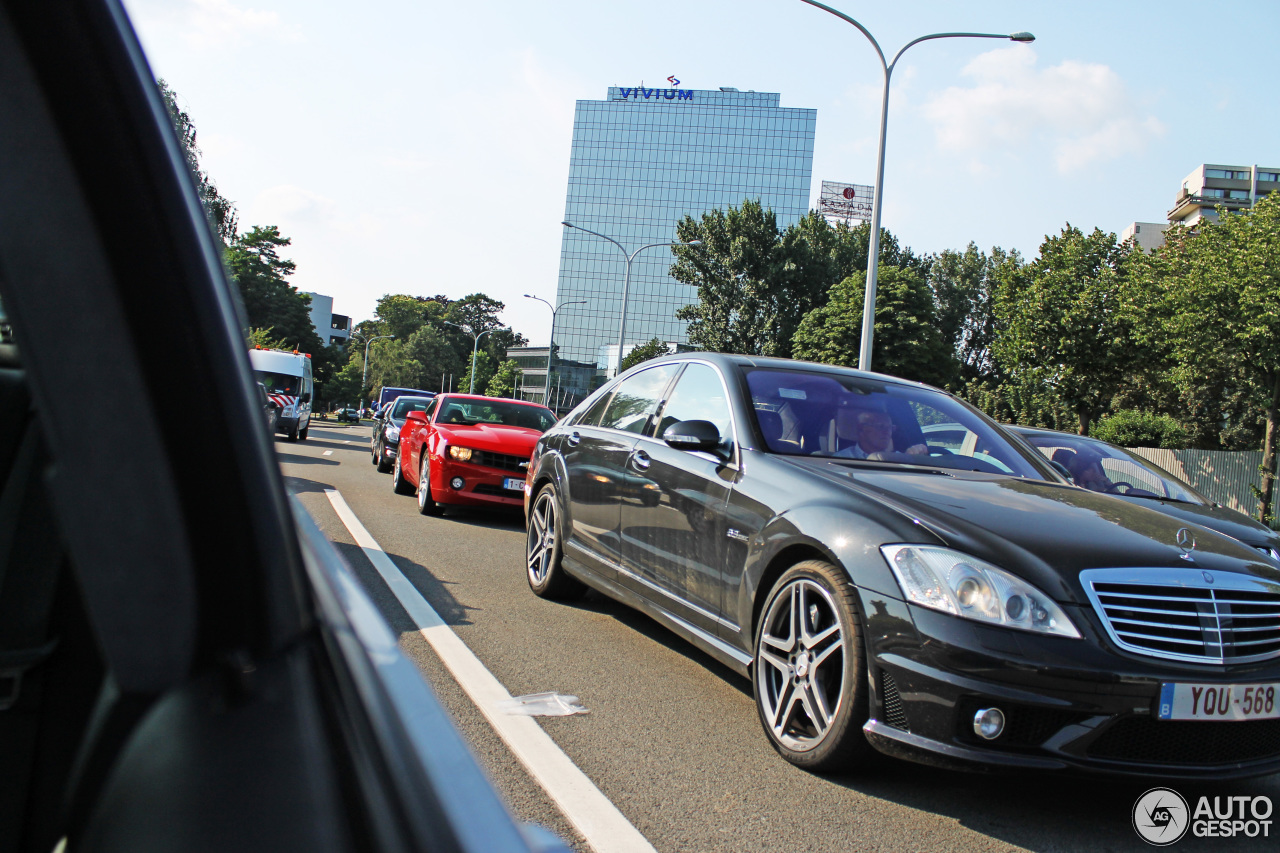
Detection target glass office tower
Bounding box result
[551,86,816,398]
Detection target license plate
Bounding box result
[503,478,524,492]
[1157,682,1280,720]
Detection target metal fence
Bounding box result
[1127,447,1277,522]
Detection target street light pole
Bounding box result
[351,333,394,411]
[444,321,508,394]
[800,0,1033,372]
[561,221,701,377]
[524,294,586,406]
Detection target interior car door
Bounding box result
[560,364,677,580]
[617,362,736,634]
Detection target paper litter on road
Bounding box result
[497,692,589,717]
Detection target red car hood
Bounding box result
[437,423,541,456]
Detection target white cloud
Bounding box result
[920,47,1165,172]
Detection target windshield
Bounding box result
[391,396,432,419]
[255,370,300,395]
[1016,430,1209,504]
[435,398,558,432]
[744,367,1046,478]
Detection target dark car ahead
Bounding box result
[1011,425,1280,563]
[0,3,561,851]
[371,394,433,473]
[524,353,1280,778]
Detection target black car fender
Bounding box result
[735,500,940,645]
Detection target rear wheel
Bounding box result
[526,485,585,600]
[417,455,442,516]
[753,560,873,772]
[392,450,414,495]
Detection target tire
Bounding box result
[525,485,585,600]
[392,449,414,495]
[299,424,308,440]
[286,425,298,442]
[371,439,379,466]
[376,439,393,473]
[417,454,442,516]
[753,559,873,772]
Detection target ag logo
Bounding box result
[1133,787,1189,845]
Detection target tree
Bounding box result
[671,203,929,359]
[620,337,671,372]
[992,225,1137,436]
[247,327,290,351]
[1090,410,1187,449]
[929,244,1021,389]
[1130,195,1280,520]
[226,226,324,356]
[671,199,798,357]
[791,266,955,388]
[486,360,522,398]
[458,351,496,396]
[157,79,237,242]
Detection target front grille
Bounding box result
[880,671,909,731]
[1082,569,1280,664]
[468,449,529,474]
[1087,716,1280,765]
[472,483,523,497]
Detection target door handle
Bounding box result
[630,449,650,471]
[567,431,581,447]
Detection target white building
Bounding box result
[304,292,351,347]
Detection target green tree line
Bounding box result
[666,195,1280,521]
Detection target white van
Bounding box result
[248,348,313,440]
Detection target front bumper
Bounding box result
[432,457,527,508]
[859,590,1280,778]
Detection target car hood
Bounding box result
[437,423,541,455]
[1109,495,1280,555]
[782,458,1280,604]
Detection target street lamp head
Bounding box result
[1009,31,1035,42]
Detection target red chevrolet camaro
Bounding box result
[392,393,559,515]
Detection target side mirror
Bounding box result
[406,410,430,424]
[300,392,311,403]
[663,419,722,452]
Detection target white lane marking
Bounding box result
[324,490,654,853]
[322,450,333,456]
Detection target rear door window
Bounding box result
[600,365,678,434]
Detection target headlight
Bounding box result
[880,545,1080,638]
[447,445,472,462]
[385,425,400,442]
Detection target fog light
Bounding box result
[973,707,1005,740]
[450,477,464,490]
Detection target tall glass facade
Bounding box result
[552,87,816,397]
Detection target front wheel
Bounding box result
[392,450,414,495]
[526,485,585,600]
[753,560,873,772]
[417,455,442,516]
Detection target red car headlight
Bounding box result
[447,446,473,462]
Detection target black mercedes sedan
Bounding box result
[1010,425,1280,563]
[524,353,1280,778]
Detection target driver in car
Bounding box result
[1068,449,1116,493]
[832,408,928,460]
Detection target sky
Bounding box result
[121,0,1280,349]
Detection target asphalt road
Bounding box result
[280,420,1280,853]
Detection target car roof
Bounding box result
[623,351,937,391]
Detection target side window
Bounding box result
[655,363,732,442]
[599,365,677,434]
[576,390,614,427]
[423,398,439,418]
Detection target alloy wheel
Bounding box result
[755,578,846,752]
[527,491,557,585]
